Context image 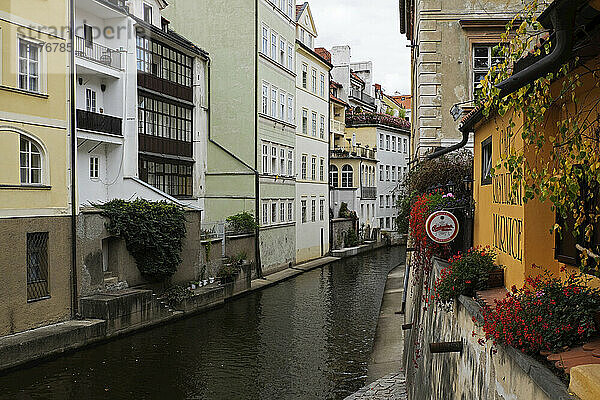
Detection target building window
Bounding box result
[473,44,503,97]
[262,203,268,225]
[392,136,396,152]
[330,165,338,187]
[481,136,493,185]
[379,195,384,208]
[320,199,325,221]
[262,144,269,174]
[84,24,94,48]
[319,115,325,139]
[379,165,383,181]
[386,166,390,181]
[86,88,97,113]
[279,39,286,65]
[262,84,269,114]
[320,73,325,97]
[280,202,286,222]
[287,45,293,70]
[288,0,293,18]
[311,199,316,222]
[341,165,353,188]
[391,166,396,182]
[287,201,293,222]
[89,156,99,179]
[138,95,193,142]
[287,150,293,176]
[300,29,305,43]
[262,26,269,54]
[379,134,384,149]
[386,195,391,208]
[271,88,277,117]
[311,156,317,180]
[385,135,390,151]
[302,64,308,89]
[20,136,43,185]
[280,148,286,175]
[272,202,277,223]
[18,39,40,93]
[302,109,308,134]
[319,158,325,181]
[301,155,307,180]
[139,157,193,197]
[311,69,317,93]
[279,92,286,120]
[403,138,408,153]
[301,200,307,223]
[27,232,49,301]
[143,4,153,24]
[311,112,317,136]
[287,96,294,123]
[271,32,277,60]
[136,36,193,86]
[271,146,277,174]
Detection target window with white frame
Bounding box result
[279,39,285,65]
[271,146,277,174]
[288,0,293,18]
[300,29,305,43]
[262,84,269,114]
[319,158,324,181]
[280,148,286,175]
[311,156,316,180]
[86,89,97,113]
[403,138,407,153]
[320,199,325,221]
[320,73,325,97]
[330,165,338,187]
[271,32,277,60]
[287,45,293,70]
[385,135,390,151]
[20,136,43,185]
[386,166,390,181]
[302,109,308,134]
[287,201,293,221]
[392,166,396,181]
[279,0,285,12]
[279,92,285,120]
[379,195,384,208]
[319,115,325,139]
[311,112,317,136]
[271,202,277,223]
[379,165,383,181]
[262,26,269,54]
[473,44,504,97]
[89,156,99,179]
[302,64,308,89]
[308,35,313,48]
[287,95,294,123]
[287,150,293,176]
[143,3,153,24]
[301,200,307,223]
[311,69,317,93]
[386,195,391,208]
[379,134,384,149]
[392,136,396,152]
[311,199,316,222]
[262,203,268,225]
[341,165,353,188]
[301,155,307,180]
[262,144,269,174]
[271,88,277,117]
[19,39,41,93]
[481,136,493,185]
[280,202,285,222]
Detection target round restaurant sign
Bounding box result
[425,211,459,244]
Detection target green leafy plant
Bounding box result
[226,211,258,234]
[434,247,498,306]
[344,228,359,247]
[217,263,241,283]
[339,202,351,218]
[481,269,600,354]
[98,199,186,281]
[162,285,193,308]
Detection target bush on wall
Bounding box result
[98,199,187,281]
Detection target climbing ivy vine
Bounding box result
[479,0,600,275]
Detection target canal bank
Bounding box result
[0,247,397,375]
[0,246,405,399]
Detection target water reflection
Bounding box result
[0,246,405,400]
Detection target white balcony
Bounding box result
[331,119,344,136]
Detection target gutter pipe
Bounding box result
[69,0,79,318]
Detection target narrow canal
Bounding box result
[0,246,405,400]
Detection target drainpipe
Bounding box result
[254,0,262,278]
[328,78,333,253]
[69,0,79,318]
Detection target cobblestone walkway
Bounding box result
[344,373,407,400]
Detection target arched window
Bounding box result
[329,165,338,187]
[20,135,43,184]
[341,164,353,188]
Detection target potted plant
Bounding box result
[209,276,215,284]
[191,282,197,290]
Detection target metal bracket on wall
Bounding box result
[429,340,463,354]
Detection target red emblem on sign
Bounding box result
[425,211,459,244]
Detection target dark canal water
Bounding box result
[0,246,405,400]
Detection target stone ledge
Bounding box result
[570,365,600,400]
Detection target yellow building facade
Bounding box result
[0,0,73,336]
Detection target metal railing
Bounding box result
[74,36,122,70]
[330,145,376,160]
[346,110,411,130]
[77,109,123,136]
[350,89,375,106]
[330,119,344,135]
[361,186,377,199]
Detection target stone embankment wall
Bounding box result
[403,258,574,400]
[331,218,357,250]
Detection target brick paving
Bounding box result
[344,373,407,400]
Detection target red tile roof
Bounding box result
[315,47,331,63]
[351,72,364,84]
[330,94,348,107]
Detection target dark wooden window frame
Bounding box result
[481,135,492,186]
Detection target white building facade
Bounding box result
[75,0,208,210]
[294,2,331,262]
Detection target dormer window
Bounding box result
[143,4,153,24]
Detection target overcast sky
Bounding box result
[307,0,412,95]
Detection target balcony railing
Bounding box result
[346,110,411,131]
[330,119,344,135]
[99,0,126,7]
[77,109,122,136]
[350,89,375,106]
[330,145,376,160]
[361,186,377,200]
[74,36,122,70]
